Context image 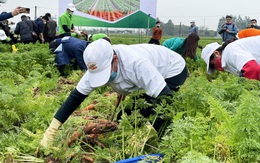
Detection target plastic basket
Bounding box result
[115,153,163,163]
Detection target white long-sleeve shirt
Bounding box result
[77,43,186,98]
[222,36,260,75]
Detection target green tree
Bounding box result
[162,19,174,36]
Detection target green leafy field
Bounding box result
[0,36,260,163]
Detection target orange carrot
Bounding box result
[86,104,95,110]
[82,155,94,163]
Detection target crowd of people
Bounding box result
[0,2,93,52]
[0,9,58,50]
[1,0,260,149]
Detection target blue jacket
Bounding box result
[189,25,198,34]
[34,17,45,35]
[218,23,238,42]
[14,19,37,42]
[54,37,88,70]
[0,12,12,21]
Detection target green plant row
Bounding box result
[0,36,260,163]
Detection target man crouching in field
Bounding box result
[40,39,188,147]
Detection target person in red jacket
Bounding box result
[148,21,162,45]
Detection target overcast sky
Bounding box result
[2,0,260,30]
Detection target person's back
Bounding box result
[34,17,44,35]
[106,44,186,96]
[61,37,88,70]
[222,36,260,76]
[46,18,57,41]
[162,37,185,54]
[51,37,88,76]
[238,28,260,39]
[44,13,57,42]
[163,33,200,61]
[14,15,36,43]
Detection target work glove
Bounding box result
[40,118,62,147]
[11,45,18,52]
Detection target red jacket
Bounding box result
[152,26,162,40]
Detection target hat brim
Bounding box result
[87,63,111,87]
[201,43,221,75]
[69,8,76,11]
[0,35,6,40]
[204,51,216,75]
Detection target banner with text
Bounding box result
[59,0,157,28]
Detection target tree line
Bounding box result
[78,15,254,38]
[159,15,254,37]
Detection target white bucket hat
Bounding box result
[67,3,76,12]
[201,42,221,74]
[0,30,7,40]
[83,39,113,87]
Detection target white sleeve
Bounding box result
[76,72,95,95]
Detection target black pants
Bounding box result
[45,37,56,43]
[22,40,35,44]
[117,66,188,133]
[165,66,188,91]
[148,38,160,45]
[57,65,66,76]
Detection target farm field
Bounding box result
[0,35,260,163]
[73,0,140,21]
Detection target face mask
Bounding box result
[109,71,117,82]
[69,11,74,15]
[213,57,224,71]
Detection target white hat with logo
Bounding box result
[201,42,221,74]
[66,3,76,12]
[83,39,113,87]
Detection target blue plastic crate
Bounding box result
[115,153,163,163]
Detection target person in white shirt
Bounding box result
[40,39,188,147]
[201,36,260,80]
